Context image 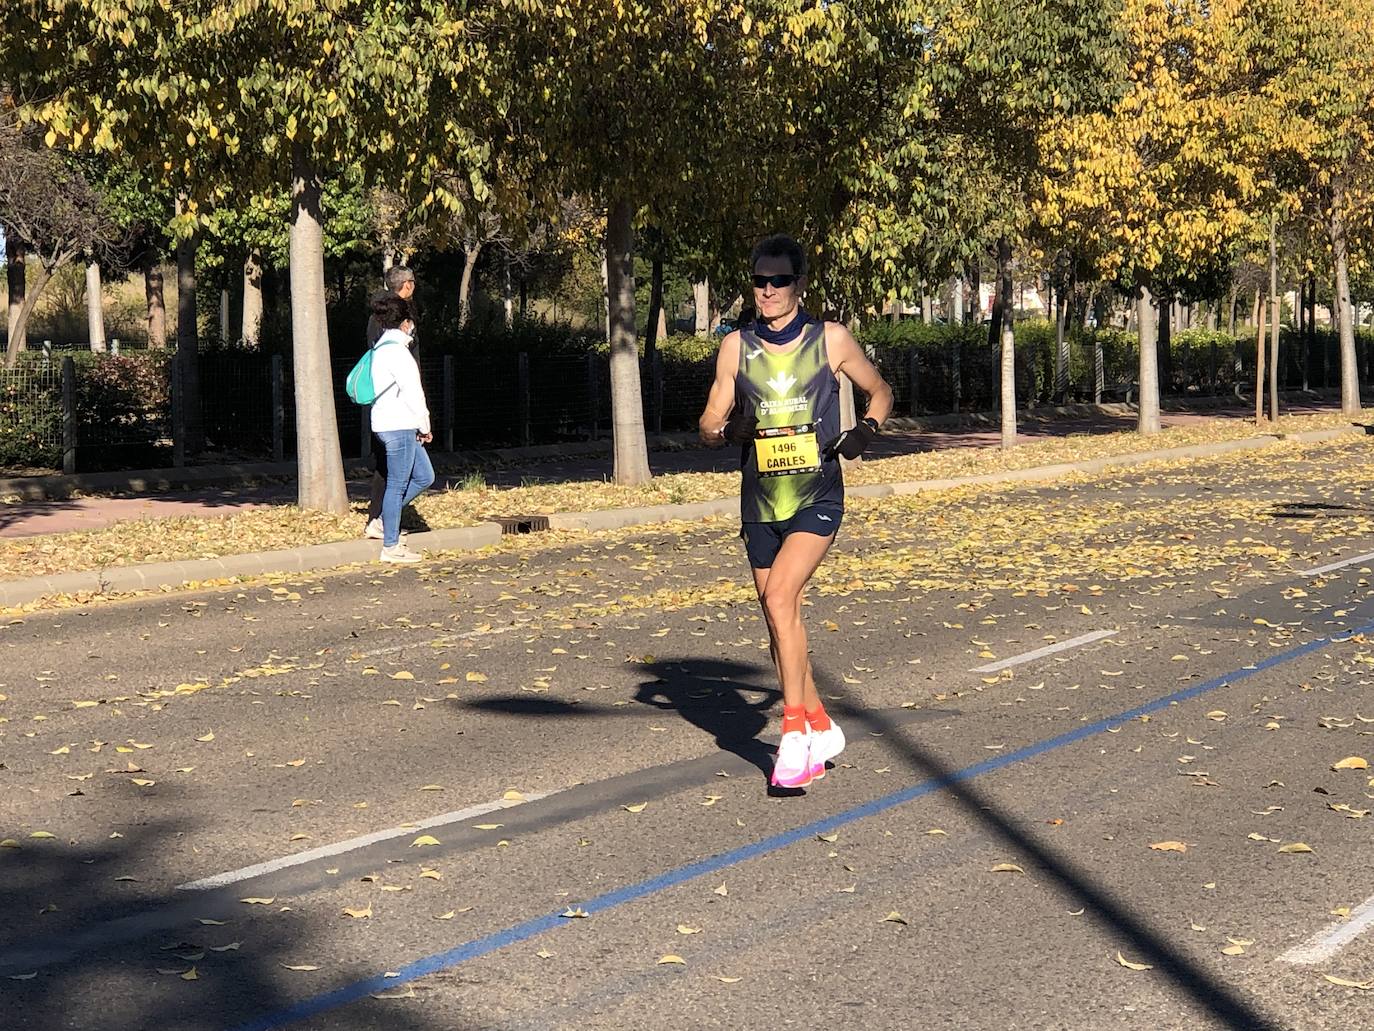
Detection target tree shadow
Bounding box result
[819,670,1282,1031]
[632,657,787,790]
[0,799,449,1030]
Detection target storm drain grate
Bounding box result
[491,514,551,535]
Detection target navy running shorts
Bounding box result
[740,503,844,570]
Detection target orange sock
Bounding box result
[806,703,832,732]
[782,704,807,736]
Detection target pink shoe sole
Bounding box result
[771,766,814,789]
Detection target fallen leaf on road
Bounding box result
[1332,756,1369,771]
[657,954,686,965]
[817,832,839,843]
[1149,841,1188,853]
[473,824,503,831]
[239,898,275,905]
[1323,975,1374,989]
[28,831,55,840]
[623,803,648,813]
[390,671,414,680]
[1206,711,1227,721]
[342,906,372,919]
[1221,944,1246,956]
[1278,842,1314,854]
[677,925,702,935]
[197,919,227,926]
[991,863,1025,874]
[466,672,487,682]
[281,964,319,972]
[561,907,588,919]
[715,976,743,983]
[196,733,214,742]
[1116,952,1152,971]
[881,912,908,925]
[180,967,199,980]
[410,835,440,847]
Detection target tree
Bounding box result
[7,1,499,510]
[0,127,123,366]
[1036,0,1278,433]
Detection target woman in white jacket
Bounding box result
[367,293,435,563]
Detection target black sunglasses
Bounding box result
[752,273,799,289]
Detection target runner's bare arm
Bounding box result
[826,323,894,426]
[698,331,741,446]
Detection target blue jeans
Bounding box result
[376,430,435,547]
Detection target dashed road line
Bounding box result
[177,791,551,891]
[1299,550,1374,578]
[1278,893,1374,964]
[970,629,1118,673]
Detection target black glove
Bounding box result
[823,418,879,460]
[722,411,759,444]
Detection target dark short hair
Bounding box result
[750,234,808,277]
[384,265,415,291]
[371,292,414,330]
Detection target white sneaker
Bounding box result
[809,720,846,780]
[379,544,421,564]
[771,729,814,789]
[364,518,384,540]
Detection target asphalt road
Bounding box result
[3,436,1374,1030]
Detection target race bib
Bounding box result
[755,425,820,476]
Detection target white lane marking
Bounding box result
[177,791,552,891]
[970,630,1118,673]
[1279,894,1374,964]
[1299,551,1374,578]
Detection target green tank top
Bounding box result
[735,321,844,523]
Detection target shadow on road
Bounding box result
[0,806,449,1030]
[818,670,1281,1031]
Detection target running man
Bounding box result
[699,234,893,788]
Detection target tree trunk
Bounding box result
[458,241,481,329]
[1331,178,1362,416]
[1268,221,1281,420]
[6,233,25,354]
[145,261,167,349]
[948,276,964,324]
[969,262,982,325]
[693,277,710,337]
[646,255,664,355]
[289,145,348,512]
[85,261,106,352]
[1136,279,1161,434]
[1254,293,1267,423]
[5,266,52,369]
[1227,282,1237,337]
[175,225,204,452]
[382,251,394,275]
[605,196,650,485]
[241,250,263,348]
[997,237,1016,449]
[921,291,933,324]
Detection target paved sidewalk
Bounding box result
[0,395,1342,541]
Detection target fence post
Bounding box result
[950,337,961,414]
[651,352,664,434]
[110,338,120,357]
[61,356,77,475]
[1209,339,1218,395]
[518,351,532,446]
[1233,339,1244,399]
[42,340,52,366]
[585,352,599,441]
[908,350,920,418]
[171,352,185,468]
[1093,338,1104,404]
[271,354,284,463]
[443,355,455,452]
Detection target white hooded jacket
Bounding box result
[367,329,431,437]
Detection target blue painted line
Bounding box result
[231,619,1373,1031]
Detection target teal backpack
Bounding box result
[345,339,400,405]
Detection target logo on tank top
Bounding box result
[765,372,797,395]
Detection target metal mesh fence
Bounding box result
[6,326,1372,474]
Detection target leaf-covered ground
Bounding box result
[2,409,1368,585]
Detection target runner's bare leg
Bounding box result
[751,531,834,711]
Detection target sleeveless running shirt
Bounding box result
[735,320,844,523]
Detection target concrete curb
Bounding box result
[4,425,1363,610]
[0,523,504,609]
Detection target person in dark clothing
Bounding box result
[364,267,419,539]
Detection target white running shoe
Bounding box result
[364,518,384,540]
[771,729,814,789]
[379,543,421,564]
[809,720,846,780]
